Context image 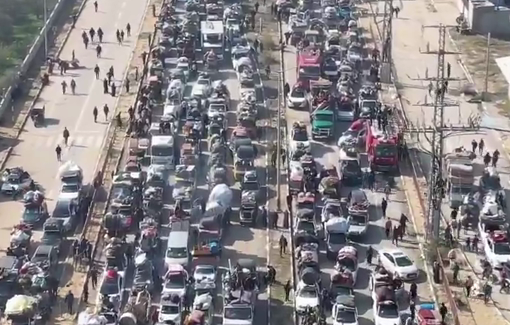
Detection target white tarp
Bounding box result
[78,309,107,325]
[57,160,82,179]
[5,295,37,316]
[208,184,233,207]
[325,217,350,233]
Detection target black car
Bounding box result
[31,245,59,273]
[41,219,65,255]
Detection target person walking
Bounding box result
[63,127,70,146]
[392,226,399,246]
[279,234,288,256]
[439,303,448,324]
[96,44,102,58]
[82,284,89,303]
[93,106,98,123]
[492,149,500,167]
[283,280,291,301]
[103,77,108,94]
[61,80,67,94]
[70,79,76,94]
[94,65,100,79]
[55,145,62,161]
[64,291,74,315]
[126,23,131,36]
[94,0,98,11]
[90,267,98,289]
[385,218,392,238]
[103,104,109,120]
[479,139,485,155]
[125,78,130,93]
[366,246,374,265]
[381,198,388,217]
[465,275,474,297]
[471,139,478,153]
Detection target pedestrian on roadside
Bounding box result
[479,139,485,155]
[61,80,67,94]
[447,62,451,78]
[392,226,399,246]
[393,6,400,18]
[125,78,130,93]
[55,145,62,161]
[284,280,291,301]
[90,267,98,289]
[471,139,478,153]
[82,283,89,303]
[94,1,98,11]
[103,104,109,121]
[381,198,388,217]
[279,234,288,256]
[64,291,74,315]
[366,246,374,265]
[63,127,70,146]
[94,64,100,79]
[286,194,292,213]
[409,300,416,320]
[439,303,447,324]
[472,235,479,253]
[465,275,474,297]
[428,81,433,95]
[284,31,291,45]
[93,106,98,123]
[126,23,131,36]
[385,218,392,239]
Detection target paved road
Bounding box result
[279,10,436,325]
[371,0,510,322]
[0,0,150,249]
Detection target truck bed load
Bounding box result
[326,217,350,233]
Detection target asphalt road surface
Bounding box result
[374,0,510,322]
[0,0,150,249]
[281,7,436,325]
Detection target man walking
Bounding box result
[381,198,388,217]
[55,145,62,161]
[64,291,74,315]
[63,127,70,146]
[279,234,288,256]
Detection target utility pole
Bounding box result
[380,0,393,83]
[409,24,479,239]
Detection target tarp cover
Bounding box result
[78,310,107,325]
[297,208,315,220]
[199,216,219,230]
[208,184,233,207]
[326,217,350,233]
[338,245,357,258]
[301,267,320,285]
[375,285,396,302]
[5,295,37,316]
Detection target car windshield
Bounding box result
[351,191,366,204]
[362,101,376,110]
[165,273,186,289]
[32,253,48,263]
[243,182,259,191]
[23,209,40,221]
[100,277,119,296]
[61,184,80,193]
[42,232,60,242]
[166,247,188,258]
[299,286,317,298]
[350,215,366,225]
[224,307,252,320]
[197,78,210,86]
[293,130,308,142]
[233,51,249,60]
[161,305,180,314]
[336,309,356,323]
[494,242,510,255]
[338,258,356,271]
[316,113,333,122]
[395,255,413,267]
[152,145,173,157]
[376,144,397,158]
[297,221,315,233]
[329,233,347,245]
[196,267,215,275]
[107,258,125,272]
[300,65,321,76]
[378,304,399,318]
[291,88,306,98]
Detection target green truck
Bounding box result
[311,106,335,140]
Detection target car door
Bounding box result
[383,253,396,273]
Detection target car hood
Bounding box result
[396,264,418,275]
[348,224,367,234]
[159,313,181,323]
[296,296,320,309]
[313,120,333,128]
[289,96,306,103]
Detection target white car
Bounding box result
[232,45,251,70]
[479,223,510,268]
[374,300,401,325]
[378,249,419,280]
[193,264,218,285]
[191,75,212,98]
[295,281,320,314]
[159,294,182,323]
[332,299,358,325]
[162,265,189,297]
[59,183,81,200]
[287,86,308,109]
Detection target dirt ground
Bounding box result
[449,29,510,106]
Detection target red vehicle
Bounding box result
[365,122,399,172]
[297,49,322,85]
